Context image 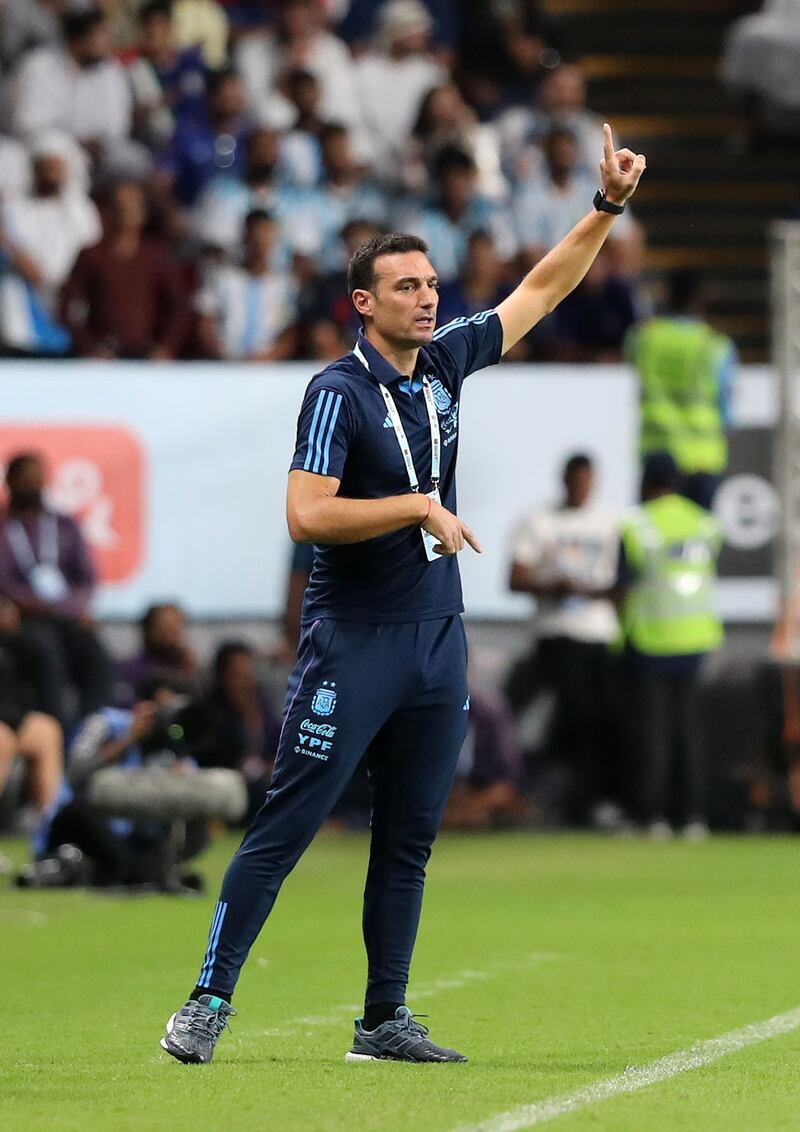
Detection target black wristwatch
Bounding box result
[593,189,626,215]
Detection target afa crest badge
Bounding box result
[311,682,337,716]
[429,378,452,414]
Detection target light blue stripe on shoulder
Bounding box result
[320,394,342,476]
[312,392,335,474]
[303,390,329,471]
[432,309,494,340]
[432,317,466,340]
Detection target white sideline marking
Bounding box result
[453,1006,800,1132]
[250,952,564,1038]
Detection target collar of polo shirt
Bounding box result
[354,329,432,393]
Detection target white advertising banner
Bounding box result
[0,361,778,621]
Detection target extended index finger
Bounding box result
[462,524,483,554]
[603,122,615,163]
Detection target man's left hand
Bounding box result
[600,123,646,206]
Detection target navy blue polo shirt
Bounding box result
[290,310,503,623]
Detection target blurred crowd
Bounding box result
[0,0,644,364]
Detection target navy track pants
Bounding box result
[195,615,469,1005]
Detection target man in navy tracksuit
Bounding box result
[161,125,645,1065]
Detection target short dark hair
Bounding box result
[563,453,592,481]
[244,208,275,232]
[206,66,239,99]
[347,233,429,297]
[320,122,349,148]
[545,126,578,147]
[5,452,41,485]
[140,601,183,637]
[432,145,476,181]
[63,9,105,40]
[668,270,703,315]
[245,126,278,156]
[641,450,679,492]
[284,67,318,91]
[341,217,381,242]
[467,229,493,249]
[139,0,173,23]
[214,640,253,681]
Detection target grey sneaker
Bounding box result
[160,995,236,1064]
[345,1006,468,1063]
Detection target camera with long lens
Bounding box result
[141,696,191,759]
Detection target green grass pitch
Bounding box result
[3,830,800,1131]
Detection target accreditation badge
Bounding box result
[421,487,443,562]
[29,563,69,602]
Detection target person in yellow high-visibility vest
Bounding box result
[615,451,723,839]
[625,271,736,511]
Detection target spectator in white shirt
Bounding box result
[276,68,329,189]
[498,63,605,184]
[124,0,208,151]
[195,209,298,361]
[191,126,282,256]
[354,0,446,181]
[513,126,636,271]
[236,0,364,137]
[400,146,516,284]
[277,123,389,270]
[0,131,100,355]
[506,453,624,825]
[402,82,507,201]
[8,8,147,181]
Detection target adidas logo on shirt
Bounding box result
[383,414,393,429]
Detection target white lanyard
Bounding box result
[378,379,440,492]
[352,342,441,492]
[7,514,59,572]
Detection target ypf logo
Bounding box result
[0,425,146,584]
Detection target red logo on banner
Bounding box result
[0,426,145,584]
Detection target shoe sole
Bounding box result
[160,1012,207,1065]
[344,1051,468,1064]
